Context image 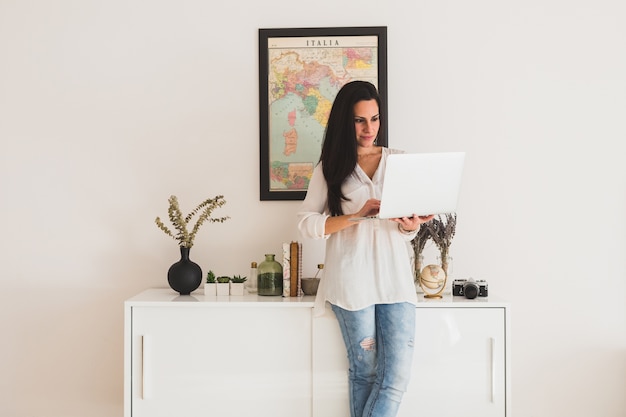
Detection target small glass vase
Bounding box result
[437,255,453,276]
[258,254,283,296]
[437,255,453,294]
[246,261,258,294]
[413,254,424,292]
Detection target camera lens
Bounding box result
[463,281,479,299]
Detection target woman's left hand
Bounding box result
[392,214,435,232]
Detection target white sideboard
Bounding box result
[124,289,511,417]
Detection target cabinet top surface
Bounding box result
[125,288,508,308]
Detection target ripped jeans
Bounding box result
[331,303,416,417]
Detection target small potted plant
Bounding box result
[154,195,229,295]
[230,275,247,296]
[216,276,231,296]
[204,270,217,296]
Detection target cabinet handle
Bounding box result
[490,337,495,403]
[141,335,151,400]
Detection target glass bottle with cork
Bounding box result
[257,254,283,296]
[246,261,258,294]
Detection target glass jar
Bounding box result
[258,254,283,296]
[246,261,258,294]
[414,254,424,291]
[436,255,453,294]
[436,255,453,277]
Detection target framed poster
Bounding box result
[259,26,388,201]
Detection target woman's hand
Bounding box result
[355,198,381,218]
[323,199,381,235]
[392,214,435,232]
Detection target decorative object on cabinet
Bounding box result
[167,246,202,295]
[282,241,303,297]
[246,262,258,294]
[155,195,229,294]
[410,224,431,287]
[418,264,448,299]
[425,213,457,277]
[452,278,488,299]
[301,264,323,295]
[204,271,217,296]
[282,245,291,297]
[258,254,283,296]
[216,276,231,296]
[230,275,247,296]
[437,254,454,293]
[301,278,320,295]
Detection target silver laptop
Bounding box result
[353,152,465,220]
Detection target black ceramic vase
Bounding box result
[167,247,202,295]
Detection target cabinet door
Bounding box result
[400,307,506,417]
[312,310,350,417]
[313,306,508,417]
[130,306,312,417]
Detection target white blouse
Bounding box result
[297,147,418,316]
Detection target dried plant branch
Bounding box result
[155,195,230,248]
[411,223,430,259]
[424,213,457,273]
[410,224,431,283]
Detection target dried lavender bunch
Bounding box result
[425,213,457,273]
[411,224,431,281]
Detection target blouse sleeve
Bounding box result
[397,225,418,241]
[297,164,330,240]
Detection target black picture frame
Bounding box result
[259,26,388,201]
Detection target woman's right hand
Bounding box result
[324,199,381,235]
[355,199,381,219]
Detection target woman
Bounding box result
[297,80,434,417]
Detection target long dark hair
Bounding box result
[320,80,385,216]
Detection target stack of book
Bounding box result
[282,241,303,297]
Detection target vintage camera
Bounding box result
[452,278,488,299]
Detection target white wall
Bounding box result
[1,1,624,416]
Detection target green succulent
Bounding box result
[231,275,247,283]
[206,271,216,283]
[216,276,231,283]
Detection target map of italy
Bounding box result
[267,47,377,191]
